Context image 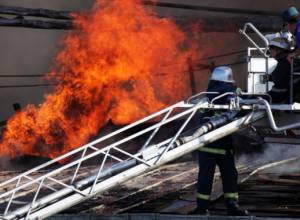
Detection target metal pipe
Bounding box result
[142,1,280,16]
[265,56,269,92]
[241,98,300,131]
[290,59,294,104]
[186,92,217,104]
[210,92,234,105]
[177,111,238,144]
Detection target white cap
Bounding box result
[210,66,234,83]
[265,32,294,51]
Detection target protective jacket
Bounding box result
[268,55,291,103]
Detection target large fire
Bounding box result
[0,0,198,159]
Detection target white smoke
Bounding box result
[237,143,300,174]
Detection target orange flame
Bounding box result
[0,0,199,159]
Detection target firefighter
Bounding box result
[265,32,294,103]
[282,6,300,61]
[191,66,249,216]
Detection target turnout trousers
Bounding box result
[196,147,238,209]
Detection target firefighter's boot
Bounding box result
[226,199,249,216]
[189,207,209,215]
[189,199,210,215]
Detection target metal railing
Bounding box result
[241,23,273,94]
[240,23,269,58]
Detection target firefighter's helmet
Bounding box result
[265,32,294,51]
[282,6,299,23]
[210,66,234,83]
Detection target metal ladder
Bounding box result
[0,92,264,220]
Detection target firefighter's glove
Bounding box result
[235,87,243,96]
